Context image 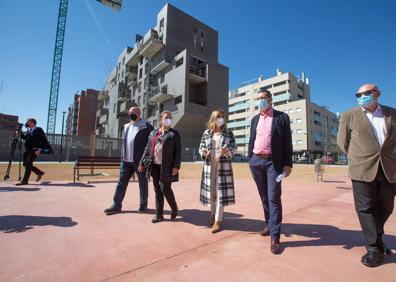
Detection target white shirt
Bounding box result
[123,119,146,162]
[362,105,387,146]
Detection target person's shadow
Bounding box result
[177,209,263,232]
[0,215,78,233]
[281,223,396,264]
[0,187,41,192]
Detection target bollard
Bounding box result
[314,159,323,182]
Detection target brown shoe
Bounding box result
[260,226,270,236]
[36,173,44,182]
[211,221,222,233]
[270,239,282,255]
[16,181,28,186]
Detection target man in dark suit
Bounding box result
[248,88,293,254]
[16,118,48,185]
[337,83,396,267]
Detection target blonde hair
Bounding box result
[159,111,172,127]
[207,109,226,132]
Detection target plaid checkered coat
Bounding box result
[199,129,237,207]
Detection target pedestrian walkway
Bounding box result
[0,170,395,281]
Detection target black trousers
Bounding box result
[352,165,396,252]
[151,164,177,216]
[22,151,44,182]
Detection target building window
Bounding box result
[273,81,287,87]
[296,108,302,112]
[193,28,197,49]
[200,31,204,52]
[122,57,125,65]
[273,90,287,96]
[113,103,116,113]
[288,109,295,114]
[159,18,164,33]
[296,129,303,134]
[176,57,183,68]
[160,73,165,83]
[139,56,143,65]
[297,140,303,145]
[175,95,182,104]
[296,118,302,124]
[145,62,148,74]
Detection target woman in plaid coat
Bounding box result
[199,109,237,233]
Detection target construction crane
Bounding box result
[46,0,122,134]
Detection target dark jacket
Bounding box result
[140,128,182,183]
[248,109,293,173]
[121,121,154,164]
[20,127,49,152]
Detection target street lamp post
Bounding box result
[59,111,66,163]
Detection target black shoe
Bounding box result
[36,173,44,182]
[171,207,178,220]
[270,239,282,255]
[104,206,121,214]
[151,215,164,223]
[384,247,392,255]
[16,181,28,186]
[361,251,384,267]
[137,206,147,213]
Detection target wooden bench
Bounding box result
[73,156,121,183]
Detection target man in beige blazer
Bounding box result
[337,83,396,267]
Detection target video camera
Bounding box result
[16,123,23,130]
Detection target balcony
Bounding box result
[150,51,170,75]
[189,65,206,84]
[119,100,135,114]
[126,66,138,79]
[272,92,291,103]
[125,47,139,66]
[148,85,173,105]
[139,29,164,59]
[118,88,130,101]
[97,107,108,117]
[98,114,108,125]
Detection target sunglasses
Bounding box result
[355,90,376,98]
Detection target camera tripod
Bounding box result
[4,133,22,181]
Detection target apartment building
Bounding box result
[66,89,99,136]
[96,3,229,160]
[0,113,19,131]
[228,70,339,159]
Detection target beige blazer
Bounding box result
[337,105,396,183]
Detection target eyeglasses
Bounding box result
[355,90,376,98]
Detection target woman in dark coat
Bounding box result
[139,111,182,223]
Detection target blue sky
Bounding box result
[0,0,395,133]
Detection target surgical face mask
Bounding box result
[357,94,374,108]
[163,118,172,127]
[256,99,269,110]
[130,113,137,121]
[216,117,225,127]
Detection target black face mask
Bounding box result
[130,113,137,121]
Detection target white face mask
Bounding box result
[163,118,172,127]
[216,117,225,127]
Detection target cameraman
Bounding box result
[16,118,47,185]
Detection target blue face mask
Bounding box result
[357,94,374,107]
[256,99,269,110]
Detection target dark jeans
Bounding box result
[113,161,148,209]
[22,151,44,182]
[352,165,396,252]
[249,154,282,240]
[151,164,177,217]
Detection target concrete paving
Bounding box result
[0,169,395,281]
